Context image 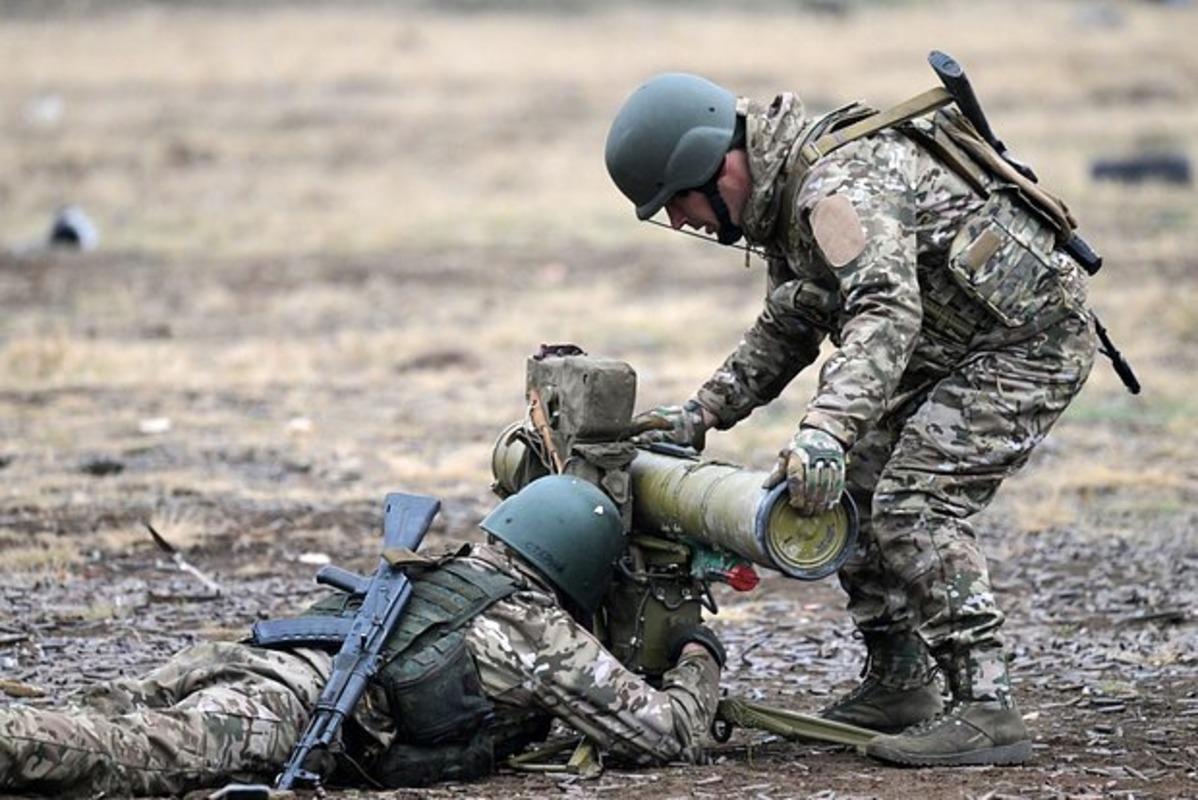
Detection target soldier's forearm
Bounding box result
[697,317,823,430]
[802,299,921,448]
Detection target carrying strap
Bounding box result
[777,89,951,240]
[777,86,1077,247]
[932,109,1078,239]
[797,87,954,167]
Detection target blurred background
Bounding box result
[2,0,1194,551]
[1,3,1195,794]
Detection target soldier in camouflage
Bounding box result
[0,477,723,796]
[607,73,1096,766]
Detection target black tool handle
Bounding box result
[1094,316,1141,395]
[1061,234,1103,276]
[928,50,1001,147]
[928,50,1038,182]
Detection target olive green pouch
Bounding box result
[945,189,1064,327]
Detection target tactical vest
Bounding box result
[776,87,1086,339]
[252,557,549,788]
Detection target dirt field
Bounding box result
[1,1,1196,798]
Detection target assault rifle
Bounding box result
[273,491,441,791]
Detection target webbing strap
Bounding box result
[799,87,953,165]
[936,111,1078,237]
[778,89,953,241]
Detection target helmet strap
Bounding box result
[701,174,744,246]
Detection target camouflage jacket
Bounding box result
[336,542,719,766]
[695,93,1091,449]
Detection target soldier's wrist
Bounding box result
[685,398,718,431]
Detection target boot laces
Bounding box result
[827,673,883,710]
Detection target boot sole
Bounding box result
[866,739,1032,767]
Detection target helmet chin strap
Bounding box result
[645,219,766,261]
[700,175,743,246]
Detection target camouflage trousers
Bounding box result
[0,642,328,797]
[838,311,1096,705]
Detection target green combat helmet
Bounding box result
[481,476,625,614]
[604,72,743,244]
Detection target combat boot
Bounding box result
[865,646,1032,766]
[820,632,942,734]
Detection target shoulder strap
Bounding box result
[777,87,953,238]
[775,85,1079,249]
[797,87,953,166]
[933,109,1077,238]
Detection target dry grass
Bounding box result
[0,0,1195,548]
[0,538,81,572]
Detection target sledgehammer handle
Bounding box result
[928,49,1038,182]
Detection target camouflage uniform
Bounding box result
[694,94,1096,704]
[0,543,719,797]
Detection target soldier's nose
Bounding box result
[665,204,686,230]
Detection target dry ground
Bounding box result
[0,2,1196,798]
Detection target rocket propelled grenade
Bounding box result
[490,348,858,582]
[629,447,857,581]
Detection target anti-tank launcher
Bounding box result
[490,346,861,682]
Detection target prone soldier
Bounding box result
[0,477,723,796]
[604,66,1100,766]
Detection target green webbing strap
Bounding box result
[715,697,878,747]
[778,88,954,241]
[799,87,954,165]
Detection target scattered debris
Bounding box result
[297,552,330,566]
[80,457,125,477]
[48,205,100,251]
[23,93,63,128]
[139,417,173,436]
[0,679,45,699]
[1091,153,1192,186]
[144,521,223,596]
[286,416,313,434]
[395,349,477,373]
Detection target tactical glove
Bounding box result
[763,427,846,516]
[665,623,727,669]
[629,399,709,452]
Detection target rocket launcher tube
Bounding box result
[629,449,857,581]
[491,425,857,581]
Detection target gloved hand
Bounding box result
[665,623,726,669]
[629,399,710,452]
[763,427,846,516]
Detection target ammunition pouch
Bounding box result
[371,633,496,788]
[386,630,492,746]
[251,556,527,787]
[944,188,1065,328]
[767,278,839,333]
[373,729,493,789]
